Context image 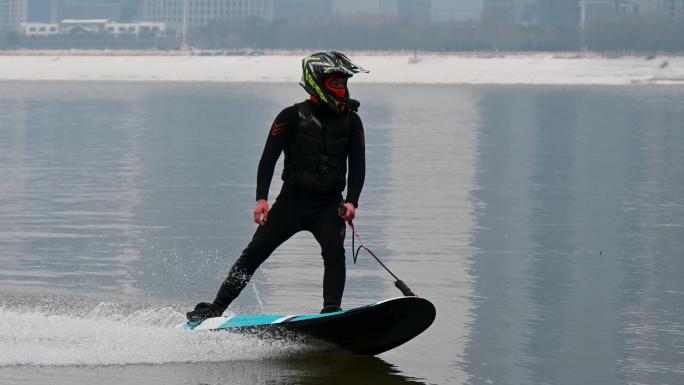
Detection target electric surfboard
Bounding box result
[178,296,436,355]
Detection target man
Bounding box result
[187,51,368,321]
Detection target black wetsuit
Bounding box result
[210,100,366,312]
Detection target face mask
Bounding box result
[324,77,348,98]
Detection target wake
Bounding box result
[0,303,321,367]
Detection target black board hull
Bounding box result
[225,297,436,355]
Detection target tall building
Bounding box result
[431,0,483,21]
[537,0,580,25]
[27,0,135,23]
[141,0,274,31]
[483,0,515,17]
[602,0,683,18]
[332,0,432,21]
[332,0,481,22]
[274,0,332,21]
[483,0,540,24]
[27,0,53,22]
[657,0,684,17]
[331,0,382,15]
[582,0,638,21]
[56,0,124,20]
[482,0,580,25]
[398,0,431,21]
[0,0,27,32]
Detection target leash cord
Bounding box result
[349,221,401,282]
[340,204,416,296]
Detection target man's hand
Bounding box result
[339,202,356,222]
[254,199,269,226]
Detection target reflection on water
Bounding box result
[1,83,683,385]
[368,85,477,384]
[0,355,425,385]
[467,87,684,385]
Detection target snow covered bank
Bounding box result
[1,53,682,85]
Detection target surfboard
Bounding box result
[178,296,436,355]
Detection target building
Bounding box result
[57,0,124,20]
[582,0,638,21]
[331,0,432,21]
[105,21,166,35]
[141,0,274,32]
[655,0,684,17]
[629,0,656,13]
[27,0,53,22]
[0,0,27,32]
[482,0,580,26]
[59,18,109,33]
[482,0,516,18]
[536,0,580,25]
[482,0,541,24]
[27,0,126,23]
[431,0,483,21]
[608,0,683,18]
[398,0,431,21]
[332,0,481,21]
[21,20,56,34]
[331,0,382,15]
[21,19,166,36]
[273,0,332,21]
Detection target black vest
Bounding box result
[282,101,351,193]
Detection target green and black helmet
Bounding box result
[300,51,369,114]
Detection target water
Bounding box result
[1,82,683,385]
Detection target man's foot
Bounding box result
[186,302,223,322]
[320,305,342,314]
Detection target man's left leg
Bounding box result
[309,202,347,313]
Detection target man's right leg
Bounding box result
[187,199,300,321]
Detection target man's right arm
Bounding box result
[255,106,298,201]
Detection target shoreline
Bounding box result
[1,51,683,85]
[2,49,684,57]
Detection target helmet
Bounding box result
[300,51,369,114]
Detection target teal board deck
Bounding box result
[179,296,436,355]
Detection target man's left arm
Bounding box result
[343,114,366,220]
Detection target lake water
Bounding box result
[0,82,683,385]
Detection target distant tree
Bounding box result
[7,10,684,52]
